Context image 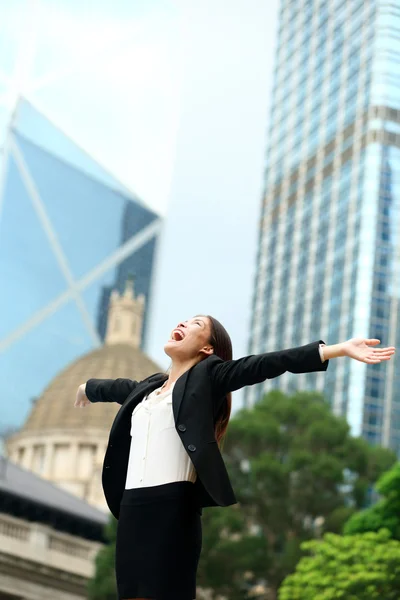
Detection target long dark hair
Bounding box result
[204,315,233,448]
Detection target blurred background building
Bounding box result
[6,279,161,511]
[0,0,275,432]
[0,97,161,432]
[0,456,106,600]
[248,0,400,453]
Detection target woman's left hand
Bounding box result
[343,338,396,364]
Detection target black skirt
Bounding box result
[115,481,202,600]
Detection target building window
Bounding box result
[77,444,97,480]
[32,445,45,474]
[52,444,70,478]
[17,447,25,464]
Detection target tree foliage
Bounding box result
[279,529,400,600]
[344,461,400,539]
[197,390,396,598]
[197,505,268,599]
[88,390,396,599]
[88,517,118,600]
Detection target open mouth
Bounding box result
[171,329,185,342]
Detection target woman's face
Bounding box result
[164,316,213,361]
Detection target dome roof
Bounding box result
[23,343,162,432]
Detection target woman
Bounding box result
[75,315,395,600]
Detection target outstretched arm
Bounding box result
[324,338,395,364]
[207,338,395,397]
[74,378,138,407]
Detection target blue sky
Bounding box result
[146,1,279,413]
[0,0,279,418]
[0,0,185,213]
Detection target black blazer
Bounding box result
[86,340,328,519]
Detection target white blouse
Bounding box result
[125,382,197,489]
[125,346,326,489]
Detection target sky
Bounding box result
[146,1,279,410]
[0,0,279,422]
[0,0,186,213]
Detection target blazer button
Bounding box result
[188,444,196,452]
[105,465,110,469]
[178,424,186,432]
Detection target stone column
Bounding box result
[63,441,83,499]
[22,444,33,471]
[95,443,105,466]
[42,442,54,480]
[69,442,79,479]
[8,447,19,463]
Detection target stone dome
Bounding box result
[6,279,163,511]
[24,342,161,432]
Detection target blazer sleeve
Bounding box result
[85,378,138,405]
[207,340,329,396]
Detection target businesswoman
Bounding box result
[75,315,395,600]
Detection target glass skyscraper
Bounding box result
[248,0,400,453]
[0,98,161,429]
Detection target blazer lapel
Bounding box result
[112,370,189,429]
[129,375,167,402]
[172,369,190,422]
[109,375,167,439]
[120,376,166,411]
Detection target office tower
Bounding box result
[0,98,161,428]
[248,0,400,452]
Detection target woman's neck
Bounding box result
[166,358,199,388]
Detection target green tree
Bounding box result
[344,461,400,539]
[279,529,400,600]
[89,390,395,600]
[204,390,396,599]
[88,517,117,600]
[197,505,268,599]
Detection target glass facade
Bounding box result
[248,0,400,454]
[0,98,161,429]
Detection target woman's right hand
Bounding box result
[74,383,91,408]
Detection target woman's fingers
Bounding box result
[365,355,393,363]
[366,339,381,346]
[373,347,395,353]
[74,398,89,407]
[372,350,395,359]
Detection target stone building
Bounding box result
[6,279,162,511]
[0,456,107,600]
